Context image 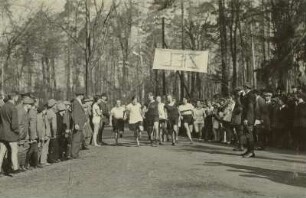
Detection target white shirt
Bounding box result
[158,103,167,120]
[193,108,206,123]
[111,106,125,119]
[178,103,194,115]
[126,103,143,124]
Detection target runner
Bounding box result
[125,96,144,147]
[144,93,160,146]
[109,100,125,145]
[178,97,194,144]
[193,100,206,141]
[156,96,168,143]
[164,94,180,145]
[92,95,102,147]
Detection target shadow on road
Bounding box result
[205,162,306,188]
[176,144,306,164]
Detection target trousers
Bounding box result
[71,130,84,158]
[0,141,19,171]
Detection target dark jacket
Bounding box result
[241,91,256,125]
[0,101,20,142]
[255,96,272,130]
[231,97,242,125]
[28,108,38,140]
[71,99,87,130]
[293,102,306,128]
[98,101,109,121]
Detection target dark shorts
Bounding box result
[112,118,125,133]
[182,115,193,125]
[146,117,159,127]
[129,121,143,131]
[159,119,167,124]
[167,119,179,130]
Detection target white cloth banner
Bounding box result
[152,48,209,73]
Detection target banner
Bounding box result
[152,48,209,73]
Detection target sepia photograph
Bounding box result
[0,0,306,197]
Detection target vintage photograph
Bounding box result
[0,0,305,197]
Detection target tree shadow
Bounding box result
[205,162,306,188]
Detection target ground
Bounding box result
[0,127,305,198]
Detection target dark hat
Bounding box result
[57,103,66,112]
[101,93,107,97]
[234,87,243,92]
[84,96,93,102]
[47,99,57,108]
[243,82,252,89]
[37,105,46,113]
[75,88,85,96]
[23,97,34,105]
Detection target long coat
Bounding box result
[0,101,20,142]
[241,91,256,125]
[231,97,243,126]
[71,99,87,130]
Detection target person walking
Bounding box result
[110,100,125,145]
[71,90,87,159]
[241,82,257,158]
[0,92,21,175]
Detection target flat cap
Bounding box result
[57,103,66,112]
[243,82,252,89]
[75,88,85,96]
[47,99,57,108]
[23,97,34,105]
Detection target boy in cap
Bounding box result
[17,97,34,171]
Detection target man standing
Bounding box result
[17,96,34,170]
[25,98,40,169]
[110,100,125,145]
[0,92,21,175]
[56,103,67,161]
[98,93,109,145]
[232,88,244,151]
[37,104,50,166]
[46,99,58,163]
[241,82,257,158]
[71,90,87,159]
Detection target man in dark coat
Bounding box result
[241,83,257,158]
[0,92,21,175]
[98,93,109,145]
[71,89,87,158]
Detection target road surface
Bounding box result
[0,127,305,198]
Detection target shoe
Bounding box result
[159,142,163,145]
[172,143,176,146]
[242,152,255,158]
[233,147,243,151]
[82,147,90,150]
[10,169,26,174]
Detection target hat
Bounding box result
[23,97,34,105]
[37,105,46,113]
[234,87,243,92]
[75,88,85,96]
[101,93,107,97]
[47,99,57,108]
[57,103,66,112]
[84,96,93,102]
[243,82,252,89]
[63,101,71,105]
